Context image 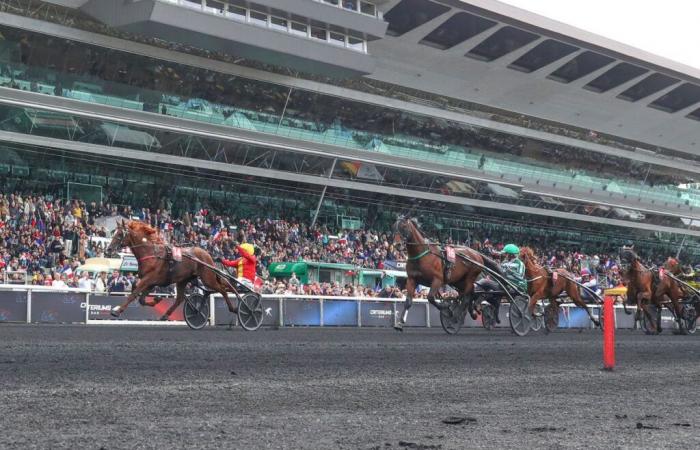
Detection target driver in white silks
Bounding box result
[578,268,602,301]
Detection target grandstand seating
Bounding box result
[1,57,698,215]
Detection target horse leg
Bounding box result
[111,278,154,317]
[569,286,599,327]
[638,292,657,333]
[394,277,415,331]
[528,291,544,317]
[161,280,187,320]
[426,278,448,312]
[138,289,157,306]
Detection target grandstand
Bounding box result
[1,0,700,258]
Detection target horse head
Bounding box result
[107,220,161,256]
[519,246,535,261]
[106,219,130,257]
[393,215,422,243]
[619,246,638,265]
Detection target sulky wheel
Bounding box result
[237,292,264,331]
[640,304,661,335]
[481,303,496,331]
[440,299,465,335]
[183,293,210,330]
[531,303,544,332]
[681,304,696,335]
[509,295,532,337]
[544,303,559,334]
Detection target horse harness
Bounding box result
[131,242,185,286]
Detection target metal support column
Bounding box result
[85,292,90,324]
[26,289,32,324]
[311,158,337,228]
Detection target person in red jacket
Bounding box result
[220,243,257,290]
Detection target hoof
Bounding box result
[159,315,168,321]
[394,323,404,332]
[110,307,121,317]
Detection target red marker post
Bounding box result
[603,295,615,371]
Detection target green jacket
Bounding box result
[501,258,527,292]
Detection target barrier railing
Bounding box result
[1,284,673,330]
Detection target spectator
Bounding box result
[78,271,93,291]
[95,271,108,293]
[107,270,130,293]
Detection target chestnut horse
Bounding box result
[620,246,660,332]
[519,247,600,328]
[393,216,503,331]
[106,220,236,320]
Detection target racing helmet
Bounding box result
[240,243,255,255]
[503,244,520,255]
[580,268,591,276]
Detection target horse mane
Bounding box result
[520,246,536,261]
[127,220,164,244]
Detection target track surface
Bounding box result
[1,325,699,449]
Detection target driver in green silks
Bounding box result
[501,244,527,293]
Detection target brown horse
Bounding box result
[106,220,236,320]
[519,247,600,328]
[620,246,660,332]
[392,216,503,331]
[655,257,689,332]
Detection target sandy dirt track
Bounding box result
[1,324,699,449]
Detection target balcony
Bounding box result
[80,0,380,77]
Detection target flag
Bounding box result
[340,161,384,181]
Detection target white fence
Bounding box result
[0,283,663,330]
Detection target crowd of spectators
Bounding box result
[0,188,678,298]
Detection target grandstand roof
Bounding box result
[371,0,700,155]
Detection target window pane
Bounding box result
[360,2,376,16]
[508,39,578,73]
[385,0,450,36]
[291,22,308,36]
[270,16,288,31]
[420,12,496,50]
[467,26,539,61]
[310,27,327,41]
[584,63,648,93]
[617,73,679,102]
[649,83,700,113]
[347,36,364,51]
[249,10,267,26]
[329,32,345,46]
[548,51,615,83]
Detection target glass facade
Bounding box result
[0,26,697,214]
[2,141,697,257]
[0,23,698,256]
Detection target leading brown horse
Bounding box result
[106,220,236,320]
[519,247,600,328]
[392,216,503,331]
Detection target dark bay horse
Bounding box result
[393,216,502,331]
[620,246,659,332]
[520,247,600,328]
[106,220,236,320]
[655,257,688,332]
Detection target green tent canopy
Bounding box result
[268,262,308,283]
